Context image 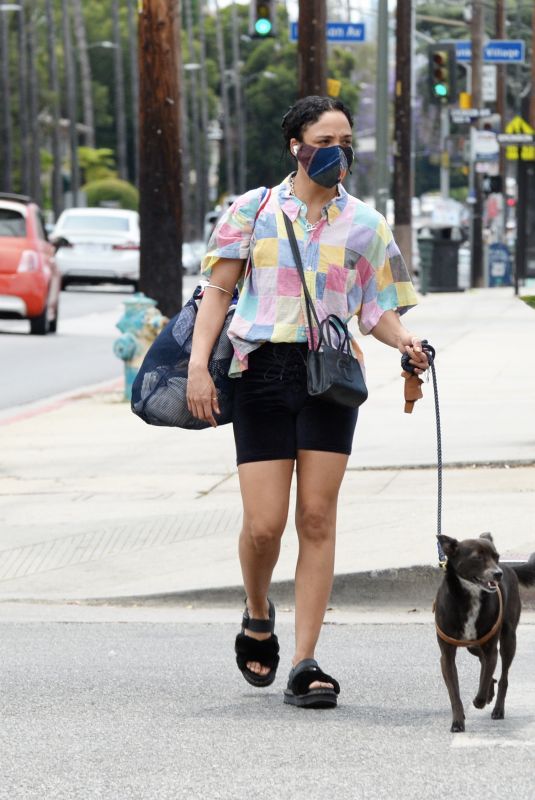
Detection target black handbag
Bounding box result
[282,211,368,409]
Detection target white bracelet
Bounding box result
[205,283,233,296]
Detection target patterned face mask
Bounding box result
[294,143,354,188]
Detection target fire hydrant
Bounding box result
[114,292,167,401]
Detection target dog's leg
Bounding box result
[473,641,499,709]
[492,624,516,720]
[440,643,465,732]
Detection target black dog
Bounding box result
[434,533,535,732]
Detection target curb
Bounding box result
[0,377,123,426]
[3,565,532,610]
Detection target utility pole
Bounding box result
[375,0,389,217]
[0,5,13,192]
[530,2,535,128]
[214,0,235,196]
[138,0,182,317]
[112,0,128,181]
[298,0,327,96]
[126,0,140,184]
[198,0,210,229]
[72,0,95,148]
[470,0,484,288]
[45,0,62,217]
[231,1,246,194]
[495,0,506,180]
[393,0,412,271]
[184,0,202,237]
[18,2,31,195]
[62,0,80,207]
[27,3,42,203]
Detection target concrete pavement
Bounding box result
[1,287,535,603]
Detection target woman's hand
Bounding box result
[186,363,220,427]
[399,336,429,375]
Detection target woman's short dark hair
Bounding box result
[281,96,353,148]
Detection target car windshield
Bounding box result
[0,209,26,237]
[61,215,131,232]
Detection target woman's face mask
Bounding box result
[294,143,354,188]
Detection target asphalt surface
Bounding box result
[1,607,534,800]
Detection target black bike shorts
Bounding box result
[232,342,359,465]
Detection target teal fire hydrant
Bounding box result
[114,293,167,401]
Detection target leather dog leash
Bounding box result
[433,585,504,648]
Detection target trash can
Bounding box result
[418,227,464,293]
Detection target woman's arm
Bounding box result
[370,309,429,373]
[187,258,244,426]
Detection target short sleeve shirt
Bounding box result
[201,175,418,377]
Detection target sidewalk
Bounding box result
[1,288,534,603]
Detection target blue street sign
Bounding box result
[289,22,365,43]
[455,40,525,64]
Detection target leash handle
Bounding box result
[400,339,435,374]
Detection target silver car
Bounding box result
[52,208,140,289]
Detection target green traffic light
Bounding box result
[434,83,448,98]
[254,18,272,36]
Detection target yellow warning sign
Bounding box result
[505,116,535,161]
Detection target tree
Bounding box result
[72,0,95,147]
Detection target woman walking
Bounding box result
[187,96,428,708]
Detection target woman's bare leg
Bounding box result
[237,459,294,676]
[293,450,348,688]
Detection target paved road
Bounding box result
[1,605,534,800]
[0,278,199,410]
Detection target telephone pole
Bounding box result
[298,0,327,96]
[62,0,80,207]
[375,0,389,217]
[470,0,484,288]
[112,0,128,180]
[393,0,412,271]
[138,0,183,317]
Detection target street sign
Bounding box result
[455,40,525,64]
[289,22,365,43]
[497,134,535,145]
[502,116,535,161]
[482,65,497,102]
[450,108,491,124]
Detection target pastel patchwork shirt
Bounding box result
[201,175,418,377]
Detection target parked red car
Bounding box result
[0,193,60,335]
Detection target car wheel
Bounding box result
[61,277,69,290]
[29,302,50,335]
[132,280,140,292]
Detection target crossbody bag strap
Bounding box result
[244,187,271,280]
[282,211,322,341]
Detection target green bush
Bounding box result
[82,178,139,211]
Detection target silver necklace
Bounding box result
[288,174,322,232]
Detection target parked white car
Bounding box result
[51,208,140,289]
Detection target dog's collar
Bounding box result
[433,584,504,648]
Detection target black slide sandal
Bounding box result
[235,599,280,688]
[283,658,340,708]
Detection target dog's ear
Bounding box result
[438,535,458,557]
[479,532,494,543]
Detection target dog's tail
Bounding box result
[513,553,535,587]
